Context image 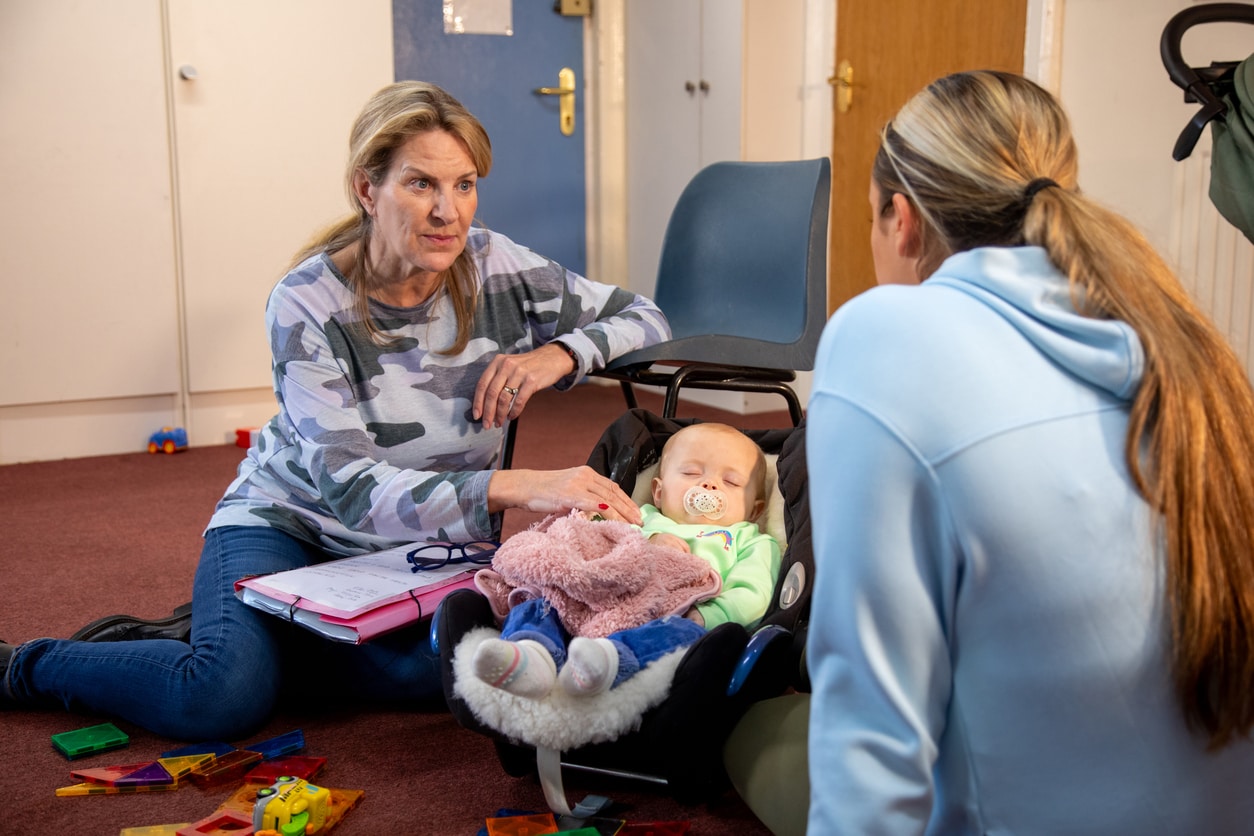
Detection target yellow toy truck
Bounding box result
[252,775,330,835]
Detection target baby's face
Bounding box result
[651,427,763,525]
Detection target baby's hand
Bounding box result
[684,606,706,627]
[648,532,690,553]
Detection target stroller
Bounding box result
[431,409,812,814]
[1161,2,1254,241]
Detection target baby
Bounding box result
[472,422,782,699]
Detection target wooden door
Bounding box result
[829,0,1028,313]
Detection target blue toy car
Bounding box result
[148,426,188,455]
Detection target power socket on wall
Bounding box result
[557,0,591,16]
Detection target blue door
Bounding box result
[393,2,586,275]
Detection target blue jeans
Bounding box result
[502,597,706,687]
[5,526,442,740]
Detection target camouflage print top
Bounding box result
[208,227,671,556]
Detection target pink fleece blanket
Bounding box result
[474,511,722,638]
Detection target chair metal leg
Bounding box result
[663,381,683,419]
[619,380,638,410]
[777,387,804,427]
[501,417,520,470]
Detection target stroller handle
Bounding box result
[1160,3,1254,160]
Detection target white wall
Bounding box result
[1058,0,1254,381]
[1058,0,1250,253]
[1060,0,1187,249]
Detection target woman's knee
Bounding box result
[162,651,283,740]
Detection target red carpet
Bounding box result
[0,383,790,835]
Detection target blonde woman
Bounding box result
[0,82,668,740]
[805,71,1254,833]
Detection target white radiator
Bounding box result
[1168,131,1254,382]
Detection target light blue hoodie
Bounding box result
[806,247,1254,835]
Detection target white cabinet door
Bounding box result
[698,2,744,165]
[167,0,393,394]
[0,1,179,405]
[625,0,743,299]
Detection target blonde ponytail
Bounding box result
[877,70,1254,748]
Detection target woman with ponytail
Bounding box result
[804,70,1254,833]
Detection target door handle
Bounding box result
[829,60,855,113]
[533,67,576,136]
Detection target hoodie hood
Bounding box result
[928,247,1144,401]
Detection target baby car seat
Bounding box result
[432,409,813,812]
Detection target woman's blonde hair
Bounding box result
[874,70,1254,749]
[292,81,493,352]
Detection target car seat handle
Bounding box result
[727,624,791,697]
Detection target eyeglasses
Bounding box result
[406,540,500,572]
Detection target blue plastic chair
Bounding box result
[596,158,831,426]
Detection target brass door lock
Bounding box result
[555,0,591,16]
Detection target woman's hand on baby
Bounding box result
[488,466,642,525]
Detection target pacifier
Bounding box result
[683,485,728,521]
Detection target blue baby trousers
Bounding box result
[5,526,442,740]
[501,597,706,687]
